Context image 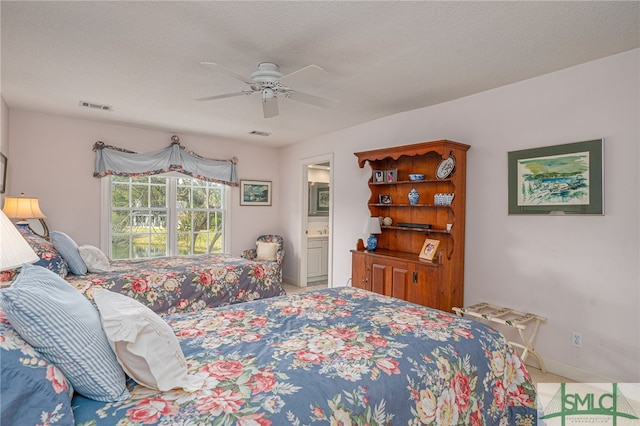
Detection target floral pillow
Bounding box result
[0,307,75,426]
[18,225,68,278]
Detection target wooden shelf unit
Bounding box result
[351,140,469,312]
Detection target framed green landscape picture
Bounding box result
[240,180,272,206]
[508,139,603,215]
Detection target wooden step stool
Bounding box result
[453,302,547,373]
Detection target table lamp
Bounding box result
[2,192,49,240]
[0,208,38,271]
[2,193,46,223]
[363,217,382,251]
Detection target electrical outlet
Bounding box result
[571,331,583,348]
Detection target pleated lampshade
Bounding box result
[0,209,38,271]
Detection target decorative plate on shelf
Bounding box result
[436,155,456,179]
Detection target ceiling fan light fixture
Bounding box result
[198,61,336,118]
[251,62,283,83]
[262,88,276,101]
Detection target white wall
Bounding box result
[6,111,281,256]
[6,50,638,382]
[279,49,640,382]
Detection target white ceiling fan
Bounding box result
[197,62,338,118]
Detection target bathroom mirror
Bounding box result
[308,182,329,216]
[28,218,50,240]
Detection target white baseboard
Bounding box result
[527,357,613,383]
[282,275,298,286]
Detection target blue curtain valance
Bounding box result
[93,137,238,186]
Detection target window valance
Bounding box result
[93,136,238,186]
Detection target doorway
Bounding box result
[299,154,333,288]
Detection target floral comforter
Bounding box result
[72,287,537,425]
[65,253,286,316]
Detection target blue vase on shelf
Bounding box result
[366,234,378,251]
[363,217,381,251]
[408,187,420,205]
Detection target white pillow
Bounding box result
[78,245,111,273]
[256,241,279,261]
[91,287,204,392]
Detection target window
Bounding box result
[106,175,227,259]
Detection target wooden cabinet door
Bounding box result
[351,251,444,309]
[390,262,410,301]
[307,240,325,278]
[370,261,387,295]
[370,258,410,299]
[351,252,370,291]
[407,263,440,308]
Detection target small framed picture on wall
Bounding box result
[240,180,272,206]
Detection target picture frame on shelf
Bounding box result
[419,238,440,261]
[507,139,603,215]
[379,194,392,204]
[385,169,397,183]
[373,170,385,183]
[240,180,272,206]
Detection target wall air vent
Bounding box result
[249,130,271,137]
[79,100,113,111]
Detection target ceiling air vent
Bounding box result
[79,100,113,111]
[249,130,271,137]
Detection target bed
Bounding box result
[1,270,537,426]
[68,286,536,425]
[65,253,286,315]
[0,227,286,314]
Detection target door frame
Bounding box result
[299,153,333,287]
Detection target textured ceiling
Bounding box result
[2,1,638,147]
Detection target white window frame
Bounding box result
[100,174,231,258]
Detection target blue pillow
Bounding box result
[50,231,88,275]
[0,307,75,426]
[0,264,129,402]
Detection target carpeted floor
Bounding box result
[282,283,327,294]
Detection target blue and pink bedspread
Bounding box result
[72,287,537,425]
[65,253,286,315]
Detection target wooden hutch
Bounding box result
[351,140,470,312]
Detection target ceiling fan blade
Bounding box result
[200,62,252,84]
[262,98,279,119]
[288,90,339,109]
[196,91,254,102]
[278,64,327,87]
